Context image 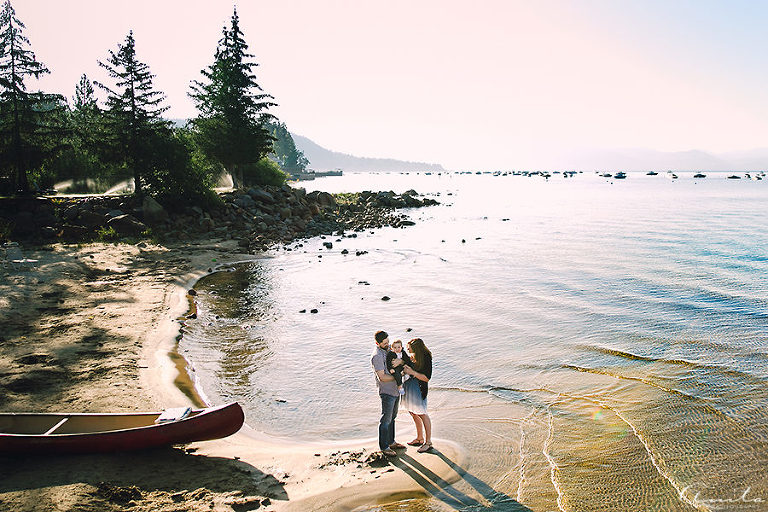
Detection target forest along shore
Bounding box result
[0,185,439,253]
[0,189,457,512]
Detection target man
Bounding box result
[371,330,406,456]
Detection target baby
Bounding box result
[386,339,412,395]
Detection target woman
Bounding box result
[403,338,433,453]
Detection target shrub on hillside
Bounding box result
[241,158,288,188]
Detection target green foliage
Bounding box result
[242,158,288,187]
[0,0,68,194]
[141,127,222,209]
[267,121,309,175]
[95,31,170,197]
[333,192,360,206]
[96,225,120,241]
[28,163,55,190]
[190,7,276,189]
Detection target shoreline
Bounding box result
[0,239,466,512]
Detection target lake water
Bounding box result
[181,171,768,512]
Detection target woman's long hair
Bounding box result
[408,338,431,371]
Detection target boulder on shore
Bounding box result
[107,214,147,237]
[142,197,169,225]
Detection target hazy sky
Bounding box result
[15,0,768,169]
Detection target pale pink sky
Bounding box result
[16,0,768,169]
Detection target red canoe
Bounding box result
[0,402,244,455]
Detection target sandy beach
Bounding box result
[0,239,465,512]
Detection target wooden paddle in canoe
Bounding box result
[0,402,244,455]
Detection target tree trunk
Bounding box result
[230,163,243,190]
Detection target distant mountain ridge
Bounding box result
[557,147,768,172]
[173,119,768,171]
[291,133,446,173]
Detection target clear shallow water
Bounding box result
[181,172,768,511]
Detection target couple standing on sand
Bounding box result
[371,330,433,456]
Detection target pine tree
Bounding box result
[0,0,66,194]
[71,74,100,147]
[268,121,308,176]
[73,73,96,112]
[190,7,276,189]
[95,31,169,196]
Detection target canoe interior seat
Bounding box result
[155,407,192,424]
[44,417,69,435]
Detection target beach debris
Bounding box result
[188,289,197,296]
[92,482,143,505]
[229,497,263,511]
[16,353,53,365]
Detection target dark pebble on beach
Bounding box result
[406,328,412,332]
[341,249,349,254]
[461,239,466,243]
[299,309,306,313]
[381,296,390,301]
[311,309,318,313]
[275,399,287,403]
[323,242,333,249]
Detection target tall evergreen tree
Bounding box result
[71,74,100,147]
[95,31,169,196]
[73,73,96,112]
[51,73,107,191]
[0,0,66,194]
[190,7,276,189]
[268,121,309,176]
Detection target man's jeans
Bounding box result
[379,393,399,451]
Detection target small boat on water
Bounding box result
[646,171,658,176]
[693,173,706,178]
[0,402,244,455]
[613,172,627,179]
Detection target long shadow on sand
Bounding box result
[391,450,532,511]
[0,446,287,499]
